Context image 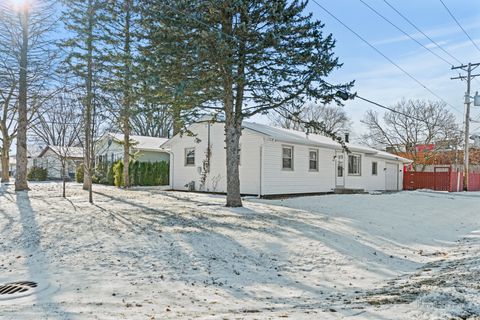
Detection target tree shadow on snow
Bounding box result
[90,190,334,308]
[12,190,73,319]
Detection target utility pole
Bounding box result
[451,62,480,191]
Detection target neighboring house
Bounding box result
[37,146,84,179]
[95,133,170,166]
[162,120,412,196]
[27,145,44,172]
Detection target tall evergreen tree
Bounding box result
[102,0,139,188]
[62,0,107,202]
[144,0,352,206]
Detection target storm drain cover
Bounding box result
[0,281,38,300]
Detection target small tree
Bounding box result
[31,92,83,197]
[361,99,461,171]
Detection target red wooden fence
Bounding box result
[403,167,480,192]
[468,172,480,191]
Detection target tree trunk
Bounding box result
[123,123,130,188]
[172,105,182,136]
[62,162,66,198]
[225,118,242,207]
[122,0,132,189]
[1,140,10,183]
[15,6,29,191]
[222,7,242,207]
[83,0,94,204]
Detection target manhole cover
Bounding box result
[0,281,38,301]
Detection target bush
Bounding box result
[93,162,109,184]
[107,163,115,185]
[27,166,48,181]
[76,165,84,183]
[113,160,124,187]
[92,159,169,187]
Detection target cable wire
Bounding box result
[382,0,462,65]
[311,0,463,116]
[439,0,480,54]
[359,0,454,66]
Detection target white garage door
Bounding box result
[385,162,399,191]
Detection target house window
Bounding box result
[348,154,361,175]
[282,146,294,170]
[185,148,195,166]
[372,161,378,175]
[309,149,318,171]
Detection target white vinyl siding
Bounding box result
[166,121,408,195]
[282,146,294,170]
[348,154,361,175]
[166,122,262,194]
[262,142,335,194]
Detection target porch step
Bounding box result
[333,188,366,194]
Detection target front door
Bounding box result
[335,151,345,187]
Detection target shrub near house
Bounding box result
[93,160,169,187]
[27,166,48,181]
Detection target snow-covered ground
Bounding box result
[0,182,479,319]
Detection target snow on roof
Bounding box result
[108,133,169,152]
[39,146,84,158]
[243,122,412,163]
[27,144,45,158]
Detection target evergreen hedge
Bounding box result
[94,160,169,187]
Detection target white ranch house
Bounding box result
[163,121,412,196]
[37,146,84,180]
[95,133,170,165]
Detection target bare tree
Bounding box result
[0,0,57,185]
[361,99,461,171]
[271,103,352,135]
[130,103,172,137]
[30,92,83,197]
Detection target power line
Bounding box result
[323,81,436,122]
[359,0,454,66]
[311,0,464,116]
[382,0,462,65]
[354,94,426,122]
[439,0,480,54]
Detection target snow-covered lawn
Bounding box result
[0,182,479,319]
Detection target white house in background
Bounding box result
[162,120,412,196]
[27,144,44,172]
[95,133,170,165]
[37,146,84,179]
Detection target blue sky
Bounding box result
[256,0,480,138]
